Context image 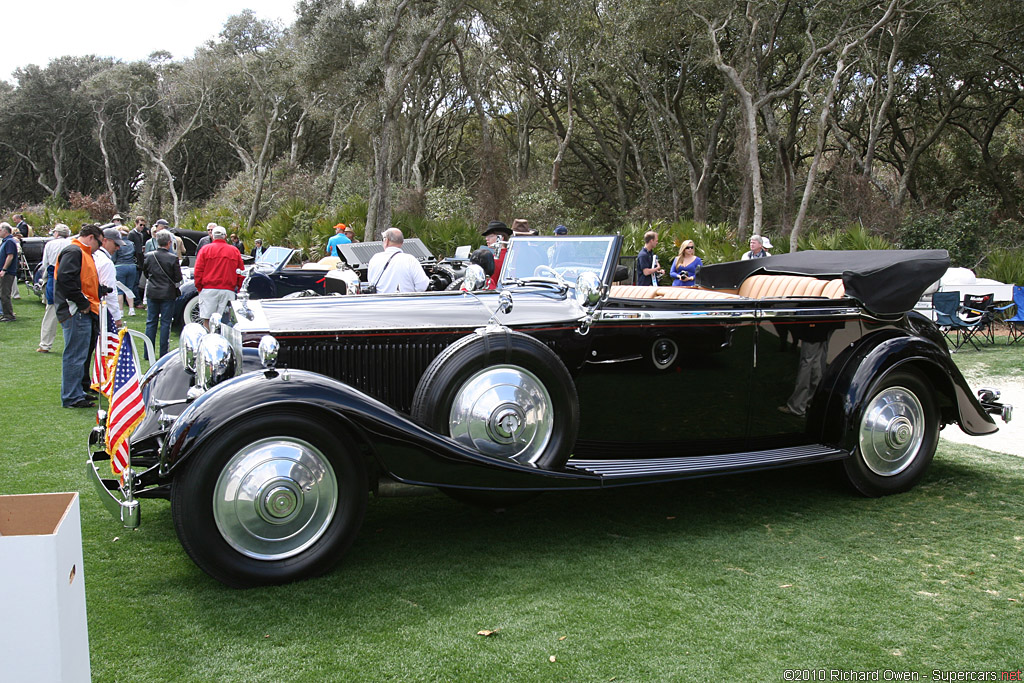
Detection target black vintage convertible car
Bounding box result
[87,235,1010,587]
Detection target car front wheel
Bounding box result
[411,330,579,469]
[171,412,367,587]
[843,371,939,497]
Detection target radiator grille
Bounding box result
[277,336,457,412]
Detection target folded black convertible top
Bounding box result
[697,249,949,315]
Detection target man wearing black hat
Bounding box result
[482,221,511,290]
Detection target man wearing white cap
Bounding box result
[192,225,244,329]
[742,235,773,260]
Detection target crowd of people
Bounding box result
[0,212,258,407]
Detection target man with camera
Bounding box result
[55,224,110,408]
[365,228,428,294]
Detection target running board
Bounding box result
[565,444,847,486]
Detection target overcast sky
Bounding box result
[2,0,298,84]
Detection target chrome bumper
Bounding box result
[978,387,1013,423]
[86,425,141,528]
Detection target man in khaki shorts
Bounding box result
[192,225,243,329]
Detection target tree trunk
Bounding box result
[550,86,573,192]
[366,121,393,241]
[247,100,282,230]
[95,112,118,208]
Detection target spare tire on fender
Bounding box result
[411,329,579,469]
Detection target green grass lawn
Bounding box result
[1,285,1022,681]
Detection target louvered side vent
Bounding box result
[277,338,453,412]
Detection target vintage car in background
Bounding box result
[88,236,1011,587]
[173,239,471,328]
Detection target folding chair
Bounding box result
[962,293,995,345]
[932,291,984,351]
[1005,285,1024,345]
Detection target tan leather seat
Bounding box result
[738,275,845,299]
[610,278,845,300]
[608,285,659,299]
[822,279,846,298]
[655,287,743,301]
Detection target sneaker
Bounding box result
[128,308,136,316]
[36,347,50,353]
[0,315,15,322]
[67,399,96,408]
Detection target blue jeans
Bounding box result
[115,264,138,303]
[61,310,93,406]
[145,297,176,358]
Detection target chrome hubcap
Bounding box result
[213,437,337,560]
[449,365,553,464]
[859,386,925,476]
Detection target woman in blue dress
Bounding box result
[670,240,702,287]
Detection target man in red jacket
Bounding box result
[193,225,244,330]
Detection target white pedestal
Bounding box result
[0,492,91,683]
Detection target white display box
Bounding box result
[0,492,91,682]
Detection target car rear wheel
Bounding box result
[171,412,366,587]
[843,371,938,497]
[411,330,579,469]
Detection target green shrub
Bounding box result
[425,186,473,222]
[980,248,1024,286]
[253,198,326,257]
[897,192,993,267]
[19,204,92,233]
[509,188,580,232]
[799,223,894,252]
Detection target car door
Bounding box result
[748,294,863,447]
[572,289,757,458]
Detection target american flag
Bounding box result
[91,309,119,398]
[106,328,146,476]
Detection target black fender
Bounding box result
[246,271,277,299]
[158,369,601,491]
[172,282,199,329]
[814,330,996,452]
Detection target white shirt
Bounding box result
[95,248,122,321]
[366,246,429,294]
[42,237,71,272]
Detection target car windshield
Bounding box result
[256,246,294,269]
[499,235,617,285]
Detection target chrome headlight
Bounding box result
[179,323,207,374]
[196,333,236,391]
[463,264,486,291]
[575,271,602,307]
[258,335,279,370]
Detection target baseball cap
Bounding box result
[102,227,127,246]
